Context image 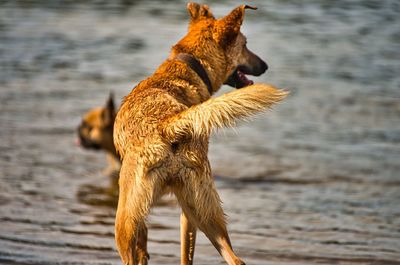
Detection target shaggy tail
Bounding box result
[162,83,288,141]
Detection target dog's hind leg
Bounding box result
[180,212,197,265]
[115,160,155,265]
[174,172,245,265]
[135,221,149,265]
[115,196,137,265]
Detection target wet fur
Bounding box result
[113,3,288,265]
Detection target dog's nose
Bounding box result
[260,60,268,73]
[252,59,268,76]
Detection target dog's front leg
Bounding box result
[180,212,197,265]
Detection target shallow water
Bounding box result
[0,0,399,264]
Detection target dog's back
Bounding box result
[114,56,287,160]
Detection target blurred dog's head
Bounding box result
[77,93,116,154]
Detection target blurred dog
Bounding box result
[113,3,288,265]
[77,94,120,176]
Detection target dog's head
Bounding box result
[212,4,268,88]
[175,3,268,90]
[77,93,116,153]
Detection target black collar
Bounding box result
[175,53,213,95]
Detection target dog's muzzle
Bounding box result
[224,59,268,89]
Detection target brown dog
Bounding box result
[77,94,120,175]
[113,3,288,265]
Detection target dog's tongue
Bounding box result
[237,70,254,87]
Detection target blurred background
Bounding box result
[0,0,399,264]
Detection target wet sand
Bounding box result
[0,0,399,264]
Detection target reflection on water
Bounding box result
[0,0,399,264]
[77,183,118,208]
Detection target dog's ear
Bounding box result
[214,5,257,47]
[187,2,215,23]
[103,92,116,125]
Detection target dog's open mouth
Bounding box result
[224,68,254,89]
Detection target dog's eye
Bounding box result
[81,122,93,132]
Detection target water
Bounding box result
[0,0,399,264]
